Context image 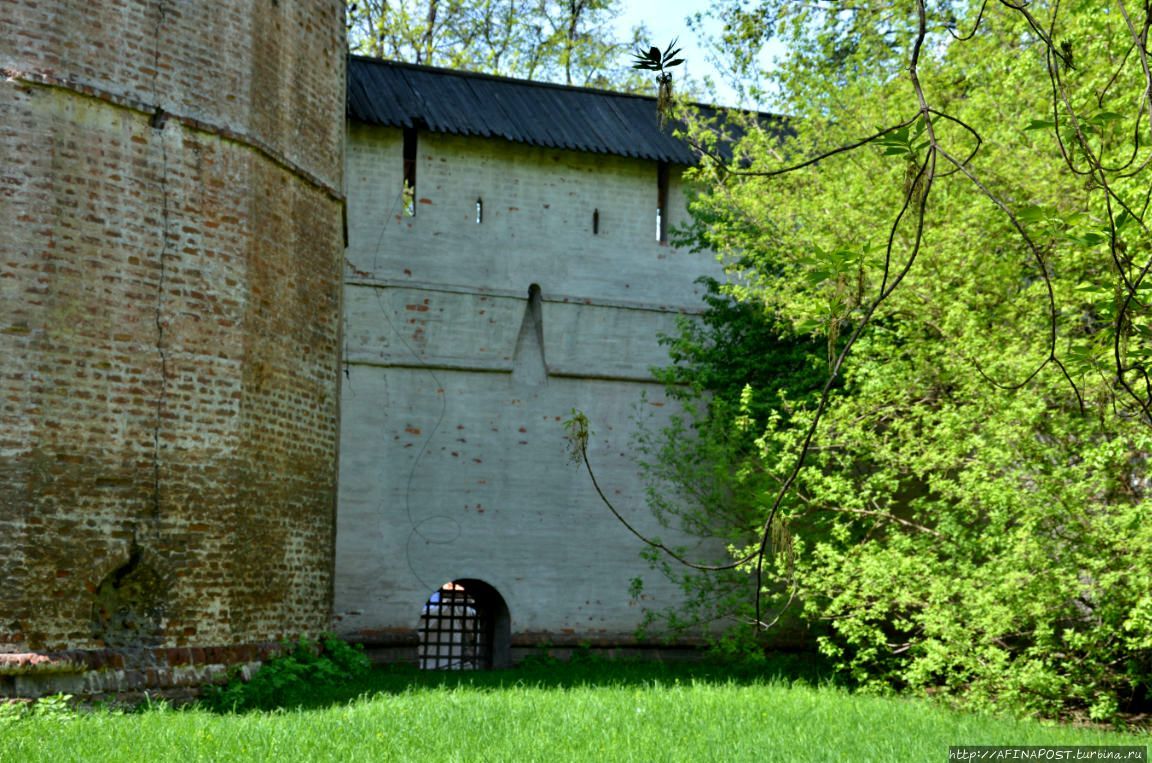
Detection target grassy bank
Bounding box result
[1,660,1146,762]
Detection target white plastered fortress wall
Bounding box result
[336,124,724,658]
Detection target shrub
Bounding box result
[202,635,370,712]
[639,280,1152,720]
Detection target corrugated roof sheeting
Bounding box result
[347,56,705,165]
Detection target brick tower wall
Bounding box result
[0,0,345,695]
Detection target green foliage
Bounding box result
[0,694,76,724]
[201,635,371,712]
[645,0,1152,721]
[346,0,651,91]
[0,701,19,725]
[31,693,76,720]
[634,278,826,639]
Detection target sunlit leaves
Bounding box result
[648,0,1152,720]
[346,0,651,90]
[875,119,929,159]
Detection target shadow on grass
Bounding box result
[203,652,836,714]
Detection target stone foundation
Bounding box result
[0,643,284,699]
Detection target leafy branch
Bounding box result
[580,0,1152,642]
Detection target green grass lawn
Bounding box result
[1,659,1147,762]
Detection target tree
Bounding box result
[346,0,650,90]
[576,0,1152,718]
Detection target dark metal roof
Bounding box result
[348,56,758,165]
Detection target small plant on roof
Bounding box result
[631,39,684,125]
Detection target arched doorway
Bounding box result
[417,579,510,670]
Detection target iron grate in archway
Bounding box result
[418,582,490,670]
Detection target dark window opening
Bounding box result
[402,127,418,217]
[417,579,510,670]
[656,162,669,243]
[593,208,600,235]
[476,197,483,224]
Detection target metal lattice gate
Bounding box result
[418,582,490,670]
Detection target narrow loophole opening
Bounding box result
[656,162,669,243]
[402,127,418,217]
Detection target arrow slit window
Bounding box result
[403,127,417,216]
[657,162,669,243]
